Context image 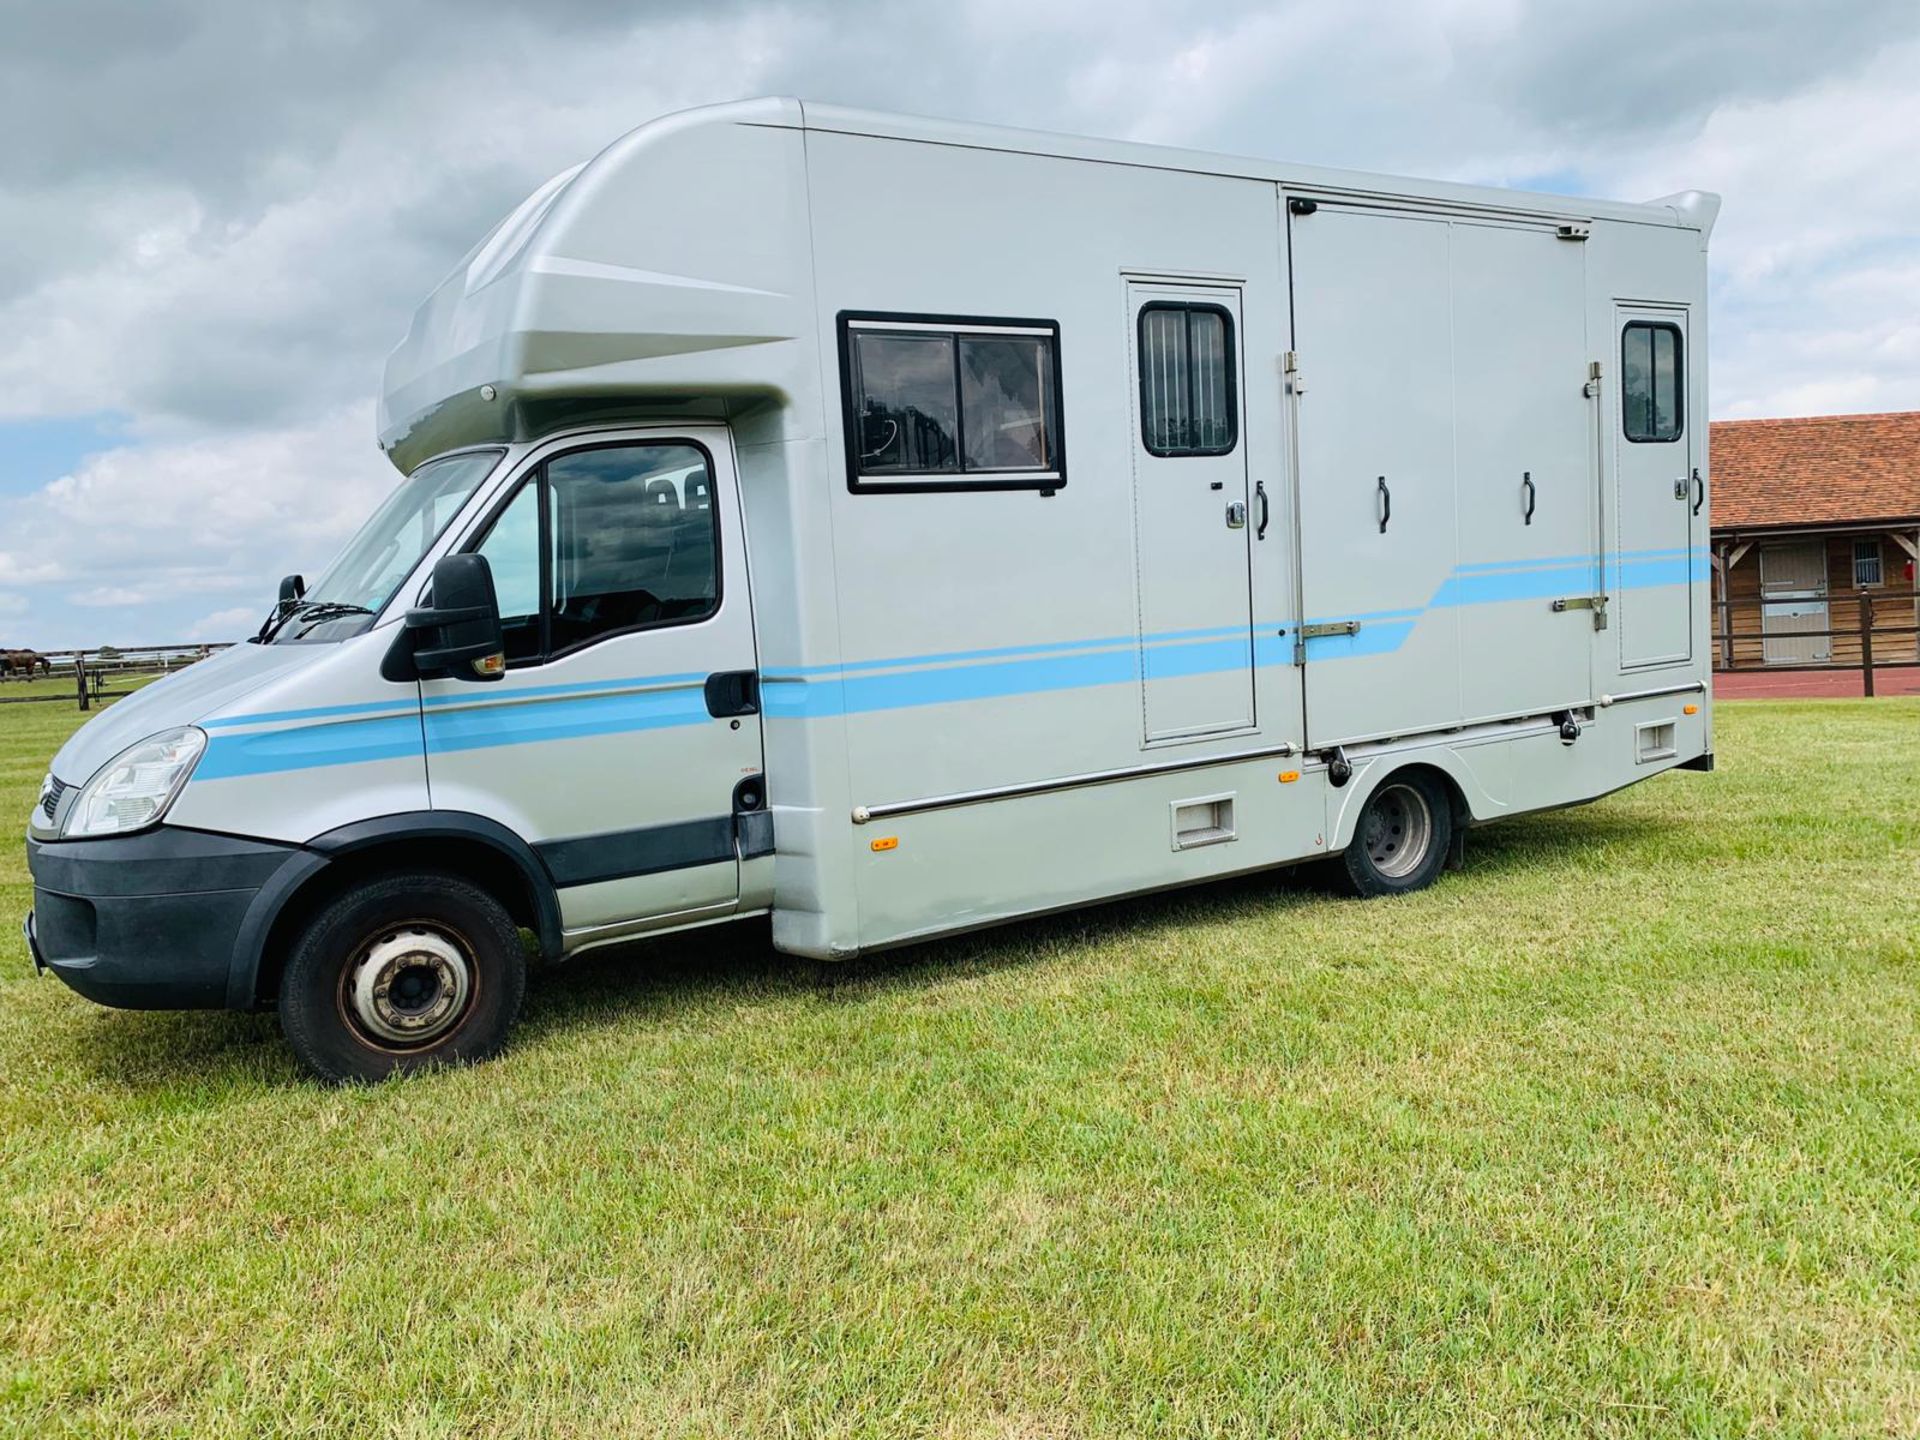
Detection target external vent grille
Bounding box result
[1172,794,1236,850]
[39,776,68,822]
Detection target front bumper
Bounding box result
[25,826,302,1011]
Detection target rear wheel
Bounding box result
[1340,771,1453,898]
[279,872,526,1084]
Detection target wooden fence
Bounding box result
[0,644,235,710]
[1713,587,1920,697]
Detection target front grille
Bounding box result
[39,776,67,822]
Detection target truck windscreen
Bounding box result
[270,449,503,644]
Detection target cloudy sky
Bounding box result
[2,0,1917,648]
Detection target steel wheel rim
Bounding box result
[340,923,476,1050]
[1363,783,1432,880]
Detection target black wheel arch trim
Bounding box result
[225,811,563,1009]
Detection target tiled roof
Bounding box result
[1711,411,1920,530]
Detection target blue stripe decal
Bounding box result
[421,672,708,706]
[198,713,425,780]
[425,685,709,754]
[200,697,419,730]
[195,544,1709,778]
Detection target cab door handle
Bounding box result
[1377,476,1391,534]
[1522,471,1536,526]
[704,670,760,718]
[1691,467,1705,517]
[1255,480,1270,540]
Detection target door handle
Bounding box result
[1691,466,1705,517]
[1376,476,1391,534]
[1225,501,1247,529]
[1521,471,1536,526]
[703,670,760,718]
[1254,480,1270,540]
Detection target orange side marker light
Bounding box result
[1279,770,1300,784]
[1683,703,1699,715]
[870,836,899,852]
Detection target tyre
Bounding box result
[1340,771,1453,898]
[278,871,527,1084]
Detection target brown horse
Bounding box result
[1,650,51,679]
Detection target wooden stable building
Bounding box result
[1710,412,1920,670]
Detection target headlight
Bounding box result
[62,727,206,838]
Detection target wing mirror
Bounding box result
[380,553,506,683]
[258,573,306,641]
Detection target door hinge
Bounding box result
[1283,351,1305,395]
[1583,360,1603,398]
[1556,222,1592,242]
[1551,595,1609,630]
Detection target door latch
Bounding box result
[1226,501,1247,529]
[1673,478,1688,500]
[1551,595,1609,631]
[1293,620,1362,666]
[704,670,760,718]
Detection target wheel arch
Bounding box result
[226,812,562,1010]
[1327,757,1475,858]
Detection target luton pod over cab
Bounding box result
[23,99,1718,1081]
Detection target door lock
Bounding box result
[1225,501,1247,529]
[1673,478,1688,500]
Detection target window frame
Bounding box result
[1620,319,1686,445]
[460,437,724,669]
[838,310,1068,495]
[1136,301,1240,459]
[1854,537,1884,589]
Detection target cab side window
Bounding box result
[468,442,720,664]
[476,482,541,662]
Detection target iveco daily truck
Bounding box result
[24,100,1716,1081]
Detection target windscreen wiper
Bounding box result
[257,598,376,642]
[287,601,375,638]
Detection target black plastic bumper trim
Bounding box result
[27,828,305,1012]
[22,912,46,977]
[537,815,736,889]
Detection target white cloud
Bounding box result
[189,606,259,641]
[0,403,392,644]
[2,0,1918,646]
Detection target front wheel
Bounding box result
[278,871,527,1084]
[1340,771,1453,898]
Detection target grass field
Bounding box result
[2,699,1918,1437]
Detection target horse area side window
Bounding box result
[840,313,1066,493]
[1621,321,1684,443]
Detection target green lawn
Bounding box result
[2,700,1917,1438]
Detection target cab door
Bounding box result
[422,431,763,941]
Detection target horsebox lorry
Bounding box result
[23,100,1716,1082]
